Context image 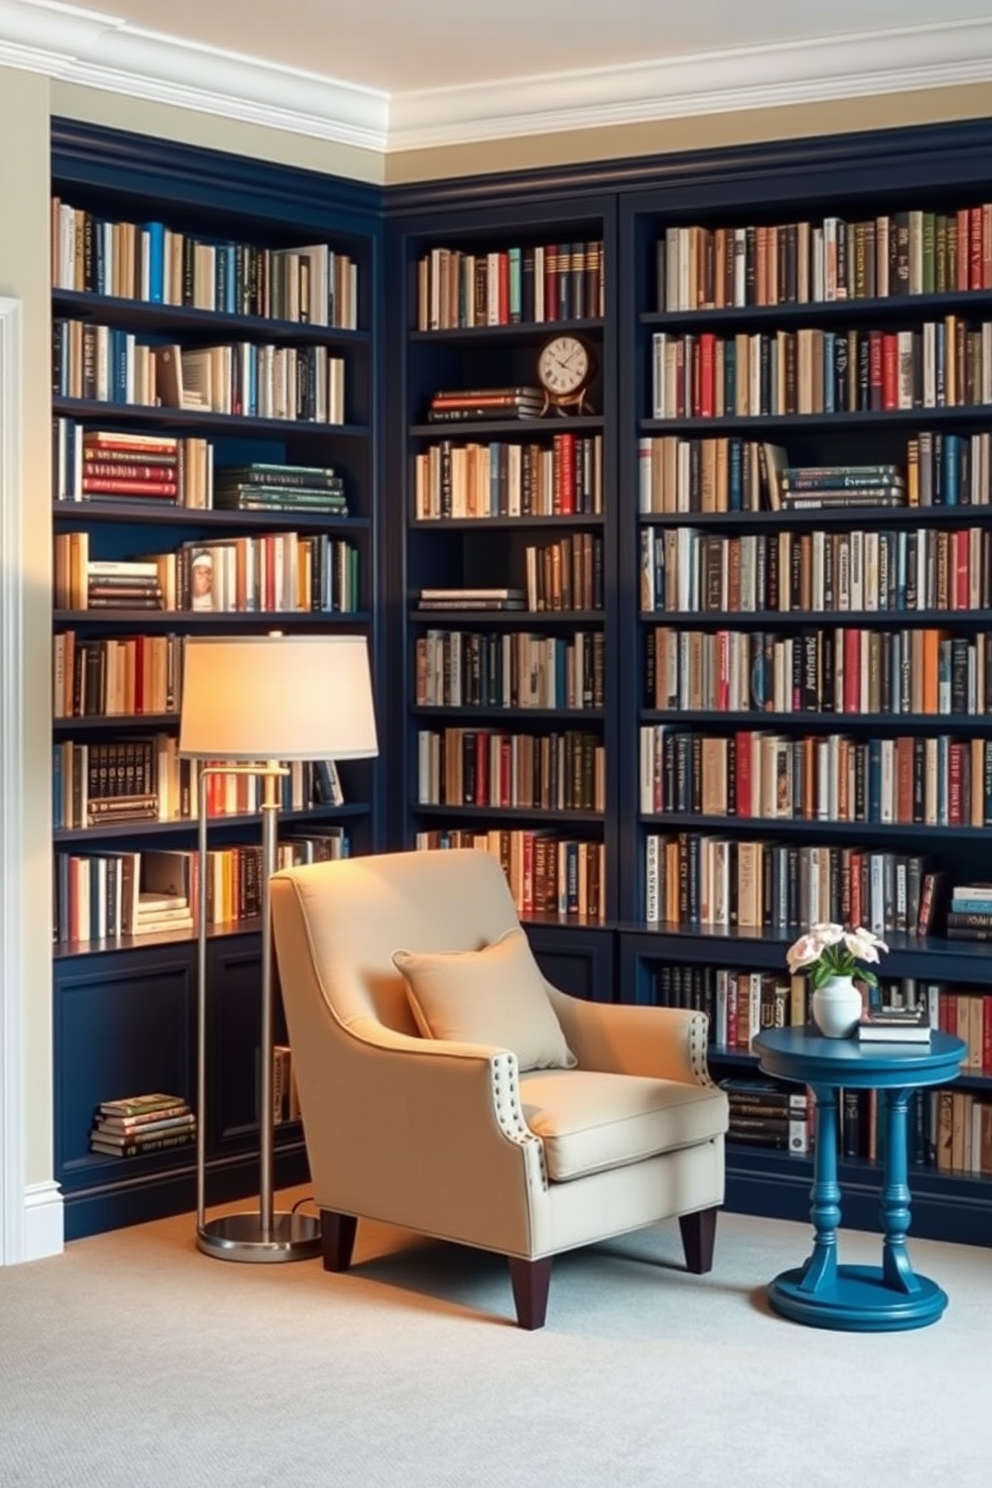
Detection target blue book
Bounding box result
[508,247,522,322]
[868,738,882,822]
[822,331,836,413]
[724,340,736,415]
[143,222,165,303]
[951,896,992,913]
[937,734,949,824]
[942,432,961,506]
[728,439,742,511]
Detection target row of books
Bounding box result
[54,422,349,514]
[54,320,346,423]
[55,831,349,946]
[417,728,605,813]
[413,433,604,519]
[51,200,359,327]
[650,320,992,422]
[53,631,185,719]
[643,626,992,719]
[655,208,992,313]
[638,726,992,829]
[642,835,938,934]
[89,1092,196,1159]
[638,524,992,617]
[54,531,360,614]
[414,629,606,711]
[416,242,605,331]
[415,832,606,922]
[52,737,342,831]
[640,433,992,514]
[656,965,991,1070]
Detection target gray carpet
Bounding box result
[2,1191,990,1487]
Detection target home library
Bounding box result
[44,114,992,1246]
[50,121,383,1238]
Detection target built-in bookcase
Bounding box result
[386,193,620,931]
[617,122,992,1241]
[50,120,384,1239]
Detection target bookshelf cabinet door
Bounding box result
[54,945,195,1179]
[524,924,615,1002]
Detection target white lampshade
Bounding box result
[179,634,378,761]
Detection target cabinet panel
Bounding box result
[54,945,195,1179]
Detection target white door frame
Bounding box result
[0,295,26,1264]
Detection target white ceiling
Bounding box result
[2,0,992,151]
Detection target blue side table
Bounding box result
[752,1026,966,1332]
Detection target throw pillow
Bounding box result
[392,928,576,1072]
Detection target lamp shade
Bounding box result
[179,634,378,761]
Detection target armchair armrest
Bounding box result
[544,992,713,1086]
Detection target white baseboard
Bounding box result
[21,1183,64,1263]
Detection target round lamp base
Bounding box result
[197,1210,322,1263]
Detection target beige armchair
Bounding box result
[269,848,728,1328]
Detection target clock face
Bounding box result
[538,335,592,398]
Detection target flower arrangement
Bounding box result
[785,923,888,989]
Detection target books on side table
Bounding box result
[857,1007,932,1044]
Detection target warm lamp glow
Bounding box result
[179,634,378,761]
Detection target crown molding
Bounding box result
[1,5,992,164]
[387,19,992,150]
[0,0,389,151]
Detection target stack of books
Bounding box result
[426,386,545,423]
[719,1077,809,1152]
[857,1006,932,1043]
[777,464,908,511]
[86,559,165,611]
[417,587,527,612]
[945,882,992,943]
[213,462,348,514]
[90,1092,196,1158]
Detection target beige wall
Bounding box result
[0,66,52,1189]
[386,80,992,183]
[2,69,991,1221]
[53,83,385,185]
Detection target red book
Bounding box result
[475,730,488,805]
[498,252,510,325]
[554,432,575,514]
[881,333,898,410]
[843,628,861,712]
[734,730,752,817]
[849,851,864,928]
[726,971,739,1050]
[522,832,535,916]
[952,529,969,611]
[868,329,884,411]
[698,332,716,418]
[948,742,964,826]
[970,206,983,291]
[544,246,558,323]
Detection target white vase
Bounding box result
[811,974,863,1038]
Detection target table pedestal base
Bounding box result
[768,1264,948,1332]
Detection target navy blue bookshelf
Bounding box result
[50,118,384,1239]
[50,111,992,1243]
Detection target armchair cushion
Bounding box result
[520,1069,729,1182]
[393,927,577,1072]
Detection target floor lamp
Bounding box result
[178,633,378,1262]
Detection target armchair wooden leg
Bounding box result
[679,1207,718,1275]
[320,1211,358,1272]
[508,1256,552,1330]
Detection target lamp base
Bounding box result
[197,1210,322,1263]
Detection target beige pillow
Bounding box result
[392,928,576,1072]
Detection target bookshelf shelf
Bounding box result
[52,289,370,347]
[641,289,992,332]
[53,397,370,441]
